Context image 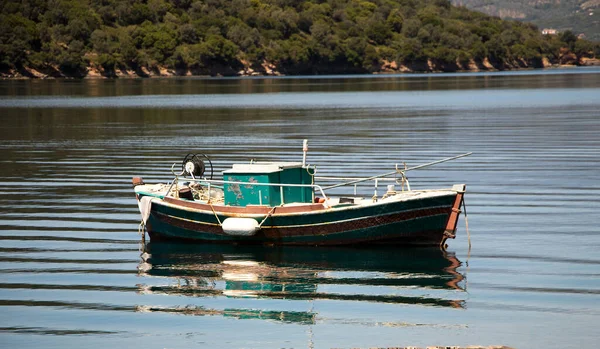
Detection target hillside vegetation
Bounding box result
[452,0,600,42]
[1,0,599,77]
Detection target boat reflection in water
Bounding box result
[136,243,466,324]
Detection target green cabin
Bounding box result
[223,162,313,207]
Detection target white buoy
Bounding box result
[222,218,260,236]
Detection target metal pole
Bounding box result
[302,139,308,167]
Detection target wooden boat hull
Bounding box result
[139,185,465,246]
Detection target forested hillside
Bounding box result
[452,0,600,42]
[1,0,599,78]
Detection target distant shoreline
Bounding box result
[2,57,599,80]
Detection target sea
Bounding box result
[0,67,599,349]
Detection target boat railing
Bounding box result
[164,153,472,204]
[165,176,330,205]
[314,176,410,196]
[311,152,472,194]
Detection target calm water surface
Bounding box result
[1,68,599,349]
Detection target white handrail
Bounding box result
[322,152,472,190]
[315,176,398,181]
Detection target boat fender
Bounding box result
[222,218,260,236]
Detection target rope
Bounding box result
[462,198,471,251]
[462,197,471,291]
[138,222,145,236]
[258,206,277,227]
[209,202,223,226]
[439,236,447,250]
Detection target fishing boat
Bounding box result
[133,141,470,247]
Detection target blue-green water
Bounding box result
[1,68,599,348]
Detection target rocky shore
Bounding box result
[2,57,599,80]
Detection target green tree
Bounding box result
[386,8,403,33]
[180,23,199,44]
[574,40,594,58]
[0,0,596,77]
[58,39,87,74]
[96,53,117,73]
[117,28,138,67]
[395,37,425,62]
[310,19,332,42]
[418,6,442,27]
[559,30,577,51]
[401,18,421,38]
[428,46,457,65]
[200,34,239,65]
[365,15,392,44]
[484,36,507,63]
[227,23,261,51]
[470,40,486,61]
[0,14,38,68]
[90,29,110,54]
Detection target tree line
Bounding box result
[1,0,598,77]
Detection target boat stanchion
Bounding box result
[302,139,308,167]
[396,163,410,191]
[372,179,378,202]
